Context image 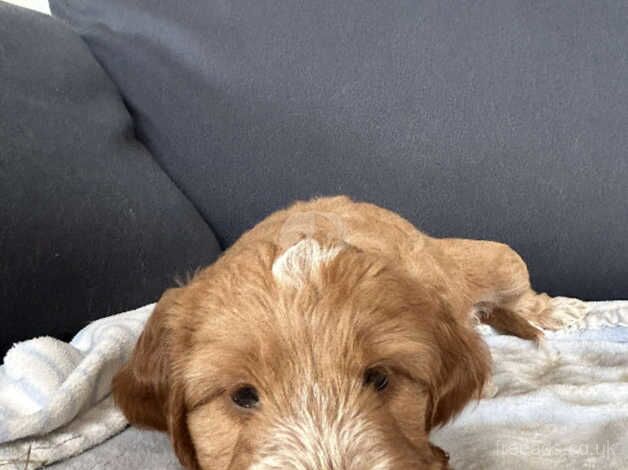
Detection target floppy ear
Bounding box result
[425,312,491,431]
[112,288,199,469]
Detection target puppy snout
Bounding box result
[248,414,395,470]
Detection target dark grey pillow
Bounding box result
[0,3,221,355]
[51,0,628,300]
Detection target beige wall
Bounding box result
[3,0,50,14]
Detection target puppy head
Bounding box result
[113,238,489,469]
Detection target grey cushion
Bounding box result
[0,3,221,355]
[50,0,628,300]
[46,427,181,469]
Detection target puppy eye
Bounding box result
[364,367,389,391]
[231,385,260,409]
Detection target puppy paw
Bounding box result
[540,296,589,330]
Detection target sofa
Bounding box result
[1,0,626,468]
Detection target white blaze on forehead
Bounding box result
[272,238,343,288]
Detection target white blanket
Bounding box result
[0,304,153,468]
[433,300,628,469]
[0,300,627,469]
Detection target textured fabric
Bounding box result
[432,300,628,469]
[0,303,152,444]
[0,3,221,355]
[50,0,628,300]
[0,396,127,470]
[43,300,628,470]
[46,427,181,470]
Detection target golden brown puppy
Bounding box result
[113,196,577,470]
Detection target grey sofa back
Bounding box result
[51,0,628,300]
[0,4,221,355]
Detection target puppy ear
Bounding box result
[112,289,176,430]
[112,288,199,469]
[425,312,491,431]
[168,381,200,470]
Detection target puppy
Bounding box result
[113,196,570,469]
